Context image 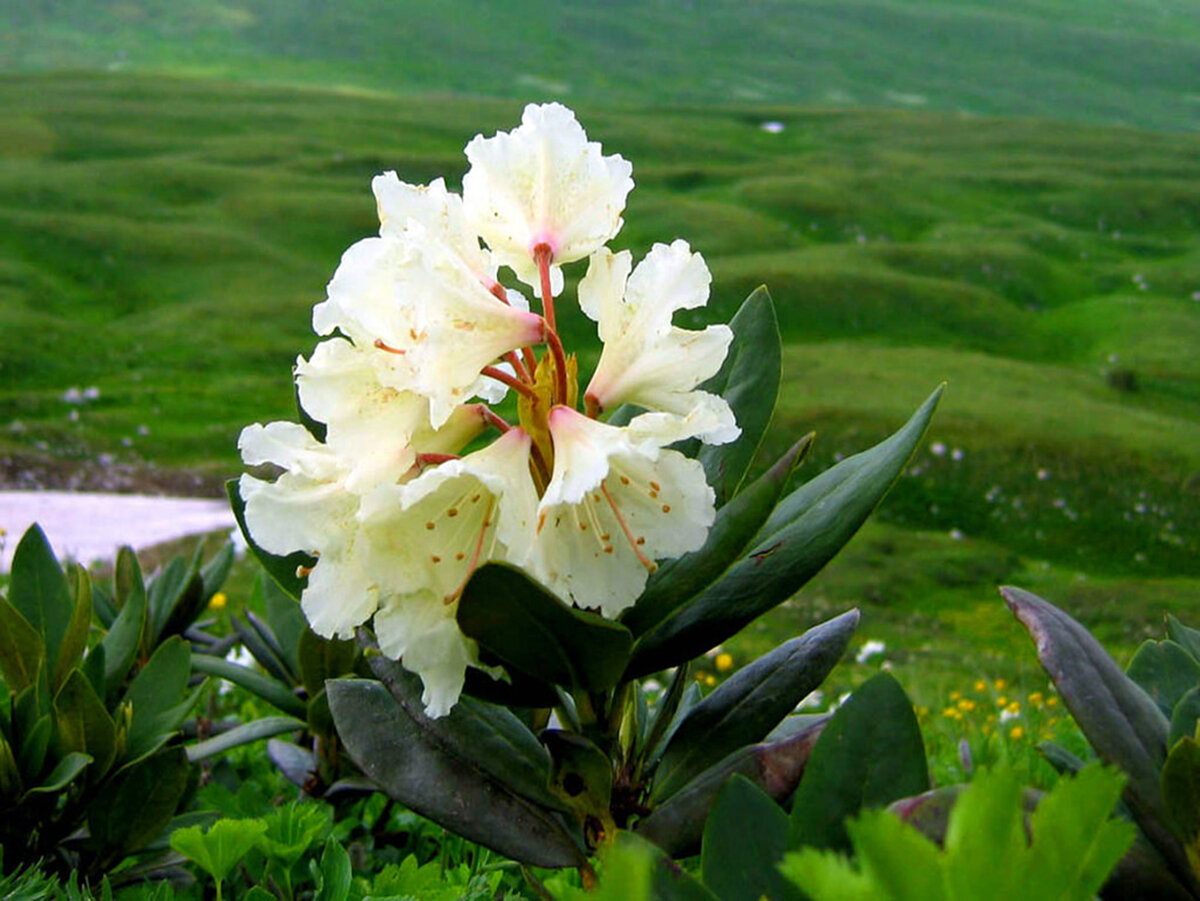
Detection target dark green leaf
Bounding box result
[1166,614,1200,665]
[186,716,304,764]
[189,652,307,719]
[262,574,306,675]
[622,434,812,638]
[653,611,858,802]
[8,525,72,684]
[121,637,196,761]
[1126,640,1200,719]
[887,785,966,845]
[227,478,313,602]
[199,543,235,602]
[268,738,316,788]
[788,673,929,853]
[456,563,633,692]
[82,643,106,696]
[54,668,117,777]
[101,549,148,695]
[543,730,614,846]
[696,287,782,506]
[1001,586,1196,892]
[235,614,294,685]
[636,719,826,858]
[57,564,94,689]
[157,573,208,644]
[1170,687,1200,748]
[0,597,45,695]
[363,643,568,815]
[298,628,357,700]
[1037,741,1087,776]
[628,387,941,676]
[1163,737,1200,844]
[90,746,191,860]
[16,714,52,780]
[24,751,91,797]
[146,557,191,645]
[702,775,799,901]
[327,678,585,868]
[640,664,691,773]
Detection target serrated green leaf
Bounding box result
[628,387,942,676]
[190,652,307,719]
[8,525,73,683]
[1126,639,1200,719]
[653,611,858,803]
[228,479,313,602]
[0,597,45,695]
[259,801,331,868]
[622,433,812,639]
[788,673,929,853]
[170,818,268,884]
[327,678,585,868]
[456,563,632,692]
[702,775,799,901]
[696,287,782,506]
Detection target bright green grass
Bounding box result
[4,0,1200,133]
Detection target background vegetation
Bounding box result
[1,0,1198,781]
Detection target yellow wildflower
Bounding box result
[1009,725,1025,740]
[715,653,734,673]
[209,592,228,611]
[703,673,717,687]
[1046,696,1058,707]
[957,699,976,712]
[1028,692,1044,706]
[996,696,1008,707]
[1006,701,1020,715]
[973,680,986,692]
[950,690,962,701]
[994,679,1007,691]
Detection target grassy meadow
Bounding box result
[1,69,1198,775]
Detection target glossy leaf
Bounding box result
[190,652,307,719]
[122,637,194,761]
[1001,586,1196,892]
[57,564,94,689]
[54,668,117,777]
[701,775,799,901]
[262,574,306,675]
[235,614,294,686]
[7,525,72,682]
[24,751,91,797]
[227,478,313,603]
[16,714,52,780]
[1170,687,1200,748]
[156,572,207,645]
[268,738,317,788]
[636,719,826,858]
[1166,614,1200,664]
[696,287,782,506]
[0,598,45,695]
[653,610,858,802]
[1162,737,1200,847]
[788,673,929,853]
[628,387,941,676]
[327,678,585,868]
[298,628,357,700]
[622,433,812,638]
[89,746,191,861]
[456,563,633,692]
[315,835,352,901]
[101,549,148,695]
[200,542,235,603]
[363,643,567,814]
[1126,639,1200,720]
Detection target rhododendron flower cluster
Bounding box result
[240,103,738,716]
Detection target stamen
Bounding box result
[374,338,406,355]
[444,498,495,604]
[600,480,657,573]
[533,243,557,333]
[482,364,538,401]
[417,453,460,467]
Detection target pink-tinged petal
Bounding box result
[463,103,633,292]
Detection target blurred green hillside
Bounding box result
[1,73,1196,598]
[3,0,1200,132]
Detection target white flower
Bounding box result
[295,337,488,493]
[531,406,715,616]
[462,103,633,295]
[361,428,540,716]
[238,422,379,639]
[311,232,544,428]
[580,241,738,445]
